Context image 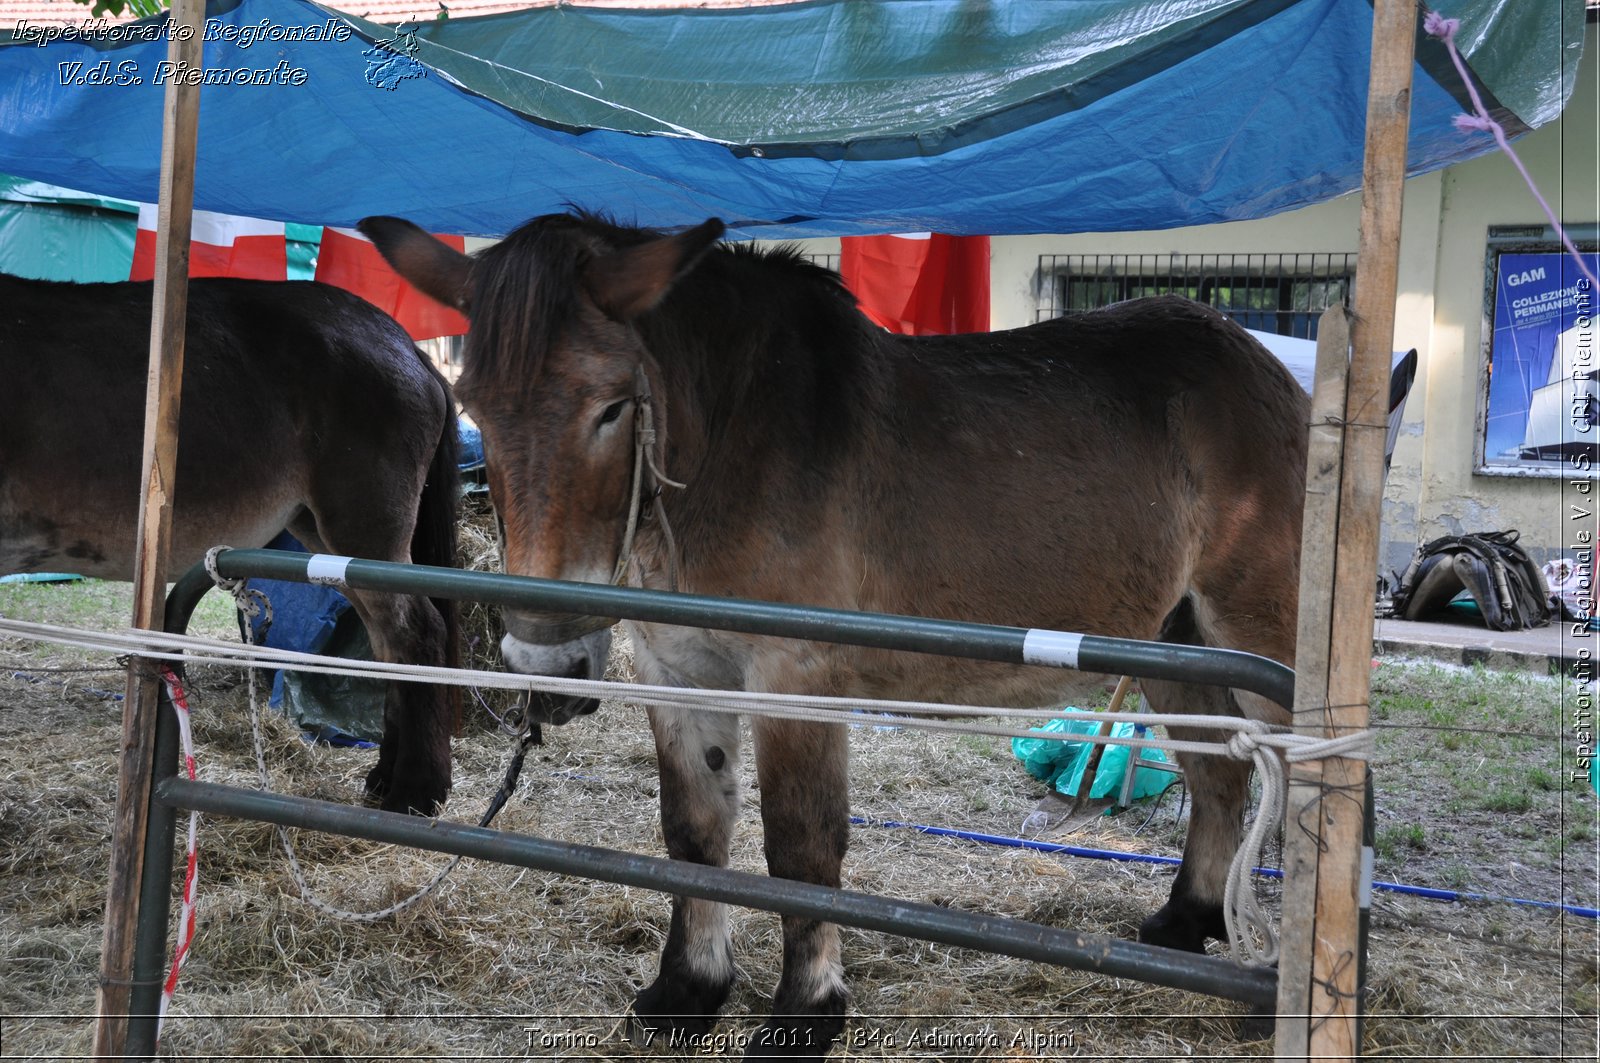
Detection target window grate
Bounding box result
[1038,252,1357,339]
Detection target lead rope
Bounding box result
[203,547,540,922]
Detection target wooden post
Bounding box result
[1276,306,1352,1052]
[1276,0,1415,1058]
[92,1,204,1056]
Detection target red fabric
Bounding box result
[130,207,287,282]
[315,226,470,341]
[838,233,990,335]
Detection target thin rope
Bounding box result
[0,615,1374,965]
[1425,12,1599,291]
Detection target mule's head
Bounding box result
[359,213,723,724]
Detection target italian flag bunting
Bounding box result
[130,205,287,281]
[315,226,470,342]
[839,232,990,335]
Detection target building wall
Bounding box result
[781,22,1598,576]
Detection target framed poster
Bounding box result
[1479,230,1600,476]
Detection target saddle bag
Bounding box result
[1388,530,1551,631]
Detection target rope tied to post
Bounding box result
[204,545,272,642]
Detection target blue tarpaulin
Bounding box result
[0,0,1583,238]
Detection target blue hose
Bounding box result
[851,816,1600,919]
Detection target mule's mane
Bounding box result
[456,214,590,403]
[457,212,851,403]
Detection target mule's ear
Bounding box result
[357,216,473,313]
[584,218,725,321]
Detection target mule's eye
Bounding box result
[598,400,628,427]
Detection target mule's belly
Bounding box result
[0,485,305,581]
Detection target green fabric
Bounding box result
[0,201,135,281]
[286,222,321,282]
[383,0,1263,146]
[346,0,1577,155]
[1012,711,1174,803]
[279,607,386,743]
[0,173,137,215]
[1449,0,1586,127]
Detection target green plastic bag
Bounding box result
[1012,710,1173,802]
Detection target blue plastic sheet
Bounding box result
[0,0,1581,238]
[246,531,384,742]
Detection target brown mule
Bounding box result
[362,212,1307,1057]
[0,273,460,815]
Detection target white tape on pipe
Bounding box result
[306,554,353,588]
[1022,629,1083,669]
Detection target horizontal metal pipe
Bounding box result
[158,777,1278,1008]
[212,549,1295,709]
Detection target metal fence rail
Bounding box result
[159,777,1278,1008]
[209,549,1296,710]
[124,548,1296,1056]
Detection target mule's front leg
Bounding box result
[747,717,849,1061]
[632,705,743,1042]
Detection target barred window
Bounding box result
[1038,252,1356,339]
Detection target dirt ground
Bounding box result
[1,577,1597,1061]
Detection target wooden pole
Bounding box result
[1276,0,1415,1058]
[1276,306,1352,1054]
[92,0,204,1055]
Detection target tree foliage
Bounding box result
[73,0,166,18]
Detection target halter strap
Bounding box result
[611,362,684,592]
[512,363,685,647]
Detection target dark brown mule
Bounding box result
[363,213,1308,1056]
[0,273,460,815]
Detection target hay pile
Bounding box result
[1,577,1593,1059]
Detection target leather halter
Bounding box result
[504,363,684,646]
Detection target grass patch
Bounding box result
[1376,823,1427,859]
[1478,787,1534,814]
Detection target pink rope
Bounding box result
[156,666,201,1043]
[1424,11,1599,290]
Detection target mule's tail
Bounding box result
[413,349,463,726]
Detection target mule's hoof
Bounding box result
[743,991,846,1061]
[631,972,731,1045]
[364,765,391,800]
[1235,998,1276,1042]
[1138,898,1225,954]
[376,779,447,817]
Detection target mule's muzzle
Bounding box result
[529,688,600,726]
[499,612,613,726]
[504,610,617,646]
